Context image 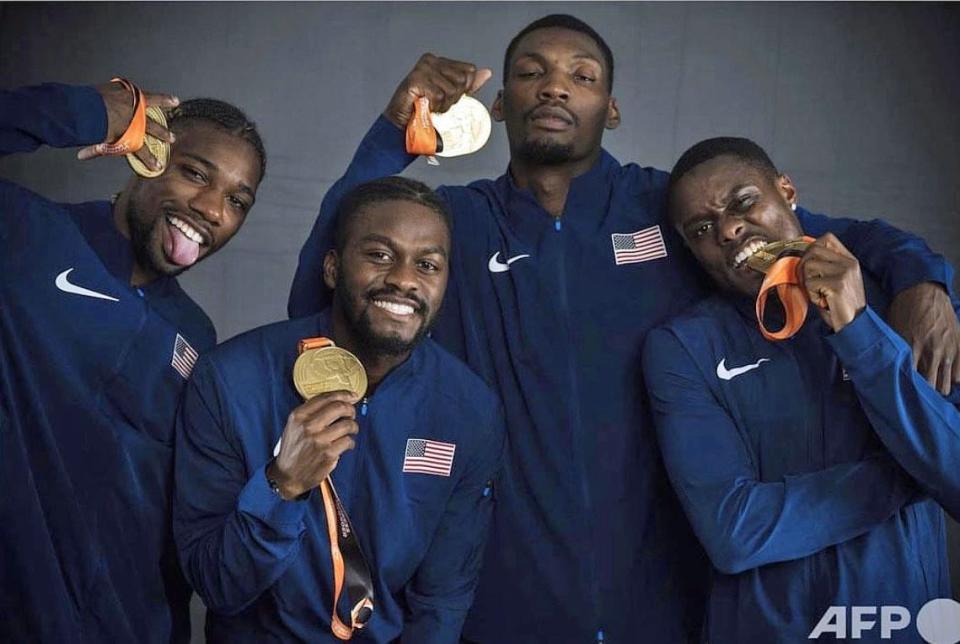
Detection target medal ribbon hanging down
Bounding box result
[293,337,374,640]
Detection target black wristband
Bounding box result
[265,458,310,501]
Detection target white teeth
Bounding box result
[167,215,204,244]
[733,240,767,268]
[373,300,415,316]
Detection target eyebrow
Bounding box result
[514,51,603,67]
[359,234,449,259]
[182,152,256,199]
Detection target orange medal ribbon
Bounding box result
[405,96,438,156]
[93,77,147,156]
[296,337,374,640]
[754,236,826,341]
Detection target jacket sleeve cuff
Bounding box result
[237,464,312,528]
[359,114,417,166]
[826,306,902,367]
[69,85,109,145]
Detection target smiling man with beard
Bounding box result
[0,80,264,643]
[173,176,505,643]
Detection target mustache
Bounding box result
[524,103,578,126]
[366,286,428,315]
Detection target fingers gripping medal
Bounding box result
[291,338,373,640]
[126,106,170,178]
[747,236,824,341]
[406,95,491,166]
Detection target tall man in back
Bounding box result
[288,15,960,642]
[0,80,264,642]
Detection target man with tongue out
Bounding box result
[0,80,264,643]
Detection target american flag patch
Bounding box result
[611,225,668,266]
[403,438,456,477]
[171,333,198,379]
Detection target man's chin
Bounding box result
[516,139,574,165]
[364,332,418,357]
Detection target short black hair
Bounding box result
[669,137,779,195]
[503,14,615,92]
[169,98,267,181]
[333,176,452,253]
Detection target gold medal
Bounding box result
[292,345,368,401]
[432,95,491,158]
[126,106,170,178]
[746,238,813,274]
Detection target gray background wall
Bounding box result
[2,0,958,636]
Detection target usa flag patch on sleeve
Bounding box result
[403,438,456,477]
[171,333,198,379]
[611,225,668,266]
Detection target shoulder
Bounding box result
[0,179,73,224]
[195,315,318,388]
[643,297,738,366]
[615,160,670,195]
[416,338,503,434]
[163,282,217,350]
[440,178,499,208]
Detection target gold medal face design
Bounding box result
[746,238,813,274]
[431,95,491,158]
[293,346,368,401]
[126,106,170,178]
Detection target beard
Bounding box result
[335,279,434,358]
[515,138,575,165]
[124,195,183,278]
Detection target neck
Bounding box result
[330,304,410,396]
[111,190,159,287]
[509,148,601,217]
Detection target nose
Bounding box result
[537,69,570,102]
[717,213,745,244]
[188,187,224,225]
[384,260,419,293]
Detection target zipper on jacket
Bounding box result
[348,397,370,509]
[552,213,602,634]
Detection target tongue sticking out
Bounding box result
[164,222,201,267]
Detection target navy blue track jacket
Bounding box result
[173,310,505,642]
[0,84,213,642]
[642,273,960,643]
[287,116,955,642]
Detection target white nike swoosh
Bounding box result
[716,358,770,381]
[488,252,531,273]
[55,268,119,302]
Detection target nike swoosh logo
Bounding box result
[488,252,531,273]
[55,268,119,302]
[716,358,770,381]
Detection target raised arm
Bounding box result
[0,81,176,168]
[797,207,960,393]
[642,327,916,575]
[287,55,490,318]
[799,234,960,519]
